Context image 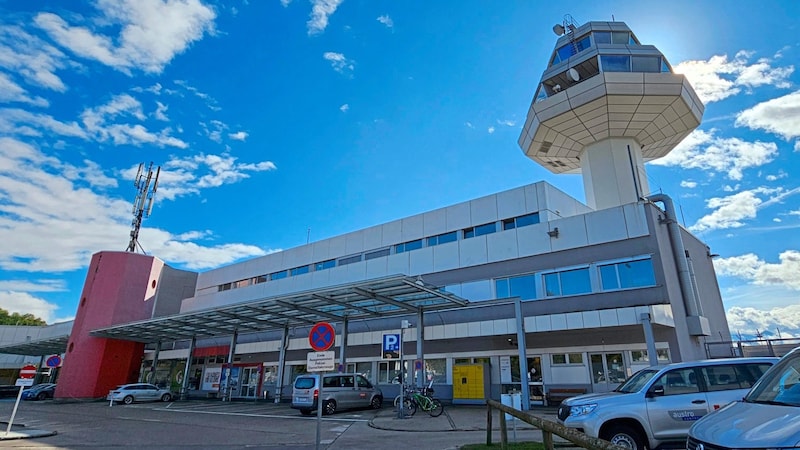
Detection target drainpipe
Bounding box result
[647,194,700,317]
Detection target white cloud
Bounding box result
[765,170,788,182]
[0,291,62,324]
[377,15,394,29]
[323,52,354,75]
[154,101,169,121]
[774,217,782,223]
[81,94,187,148]
[497,119,516,127]
[726,305,800,339]
[680,180,698,188]
[650,129,777,180]
[307,0,343,36]
[280,0,292,7]
[465,122,474,128]
[673,51,794,103]
[339,104,349,112]
[35,0,217,75]
[143,153,277,201]
[0,73,49,107]
[0,25,70,92]
[0,138,273,276]
[715,250,800,290]
[0,108,86,138]
[688,186,799,232]
[229,131,248,141]
[736,90,800,141]
[487,126,495,134]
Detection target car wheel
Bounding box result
[370,396,382,410]
[300,409,314,416]
[37,392,47,401]
[603,424,646,450]
[323,400,336,415]
[161,393,172,402]
[123,395,135,405]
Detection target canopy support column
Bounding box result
[275,325,289,403]
[180,336,196,400]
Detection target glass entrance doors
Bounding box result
[238,366,259,398]
[590,352,627,392]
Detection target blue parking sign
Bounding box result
[382,333,400,359]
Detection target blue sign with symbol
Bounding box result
[309,322,335,351]
[383,334,400,352]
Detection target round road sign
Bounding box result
[20,364,36,379]
[309,322,335,352]
[46,355,62,368]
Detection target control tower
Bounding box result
[519,18,704,210]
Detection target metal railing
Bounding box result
[706,338,800,359]
[485,399,625,450]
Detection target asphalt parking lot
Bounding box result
[0,397,559,449]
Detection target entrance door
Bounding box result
[590,352,627,392]
[239,367,259,398]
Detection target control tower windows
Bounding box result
[551,34,591,65]
[599,55,668,73]
[593,31,636,45]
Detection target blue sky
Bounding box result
[1,1,799,340]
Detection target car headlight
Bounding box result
[569,403,597,416]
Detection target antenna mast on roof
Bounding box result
[127,162,161,253]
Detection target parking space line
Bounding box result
[155,407,371,423]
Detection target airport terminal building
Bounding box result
[1,21,733,405]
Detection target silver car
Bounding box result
[688,346,800,449]
[107,383,174,405]
[291,373,383,415]
[558,357,776,449]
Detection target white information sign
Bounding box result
[15,378,34,387]
[500,356,512,383]
[307,351,335,372]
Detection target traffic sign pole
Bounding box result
[5,364,36,437]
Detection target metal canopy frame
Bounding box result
[88,275,468,344]
[0,335,70,356]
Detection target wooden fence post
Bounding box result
[499,406,508,450]
[486,403,493,446]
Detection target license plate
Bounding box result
[296,397,307,402]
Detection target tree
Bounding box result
[0,308,46,326]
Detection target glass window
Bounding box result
[495,279,510,299]
[424,359,446,383]
[560,268,591,295]
[509,274,537,300]
[554,34,591,63]
[314,259,335,271]
[618,259,656,288]
[254,275,267,284]
[395,239,423,253]
[631,349,670,363]
[601,55,630,72]
[632,56,660,72]
[502,218,515,230]
[661,59,671,73]
[365,248,390,260]
[270,270,287,280]
[515,213,540,228]
[593,31,611,44]
[611,31,629,44]
[338,254,362,266]
[219,283,231,291]
[544,272,561,296]
[600,264,619,290]
[568,353,583,364]
[290,265,309,276]
[552,354,567,365]
[471,222,497,237]
[656,368,700,396]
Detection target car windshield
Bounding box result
[295,377,316,389]
[745,351,800,406]
[615,368,659,393]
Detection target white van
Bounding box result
[688,346,800,449]
[291,373,383,415]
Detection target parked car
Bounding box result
[22,383,56,400]
[291,373,382,415]
[106,383,174,405]
[557,357,777,450]
[688,347,800,449]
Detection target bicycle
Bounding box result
[405,386,443,417]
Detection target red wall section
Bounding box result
[56,251,162,399]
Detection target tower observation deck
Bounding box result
[519,20,704,210]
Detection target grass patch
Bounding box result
[460,443,545,450]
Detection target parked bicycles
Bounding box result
[399,385,443,417]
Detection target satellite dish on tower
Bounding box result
[567,68,580,82]
[552,24,565,36]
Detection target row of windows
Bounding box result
[217,212,540,292]
[494,257,656,300]
[550,30,638,66]
[599,55,670,73]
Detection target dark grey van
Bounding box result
[291,373,383,415]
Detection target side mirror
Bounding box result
[647,385,664,398]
